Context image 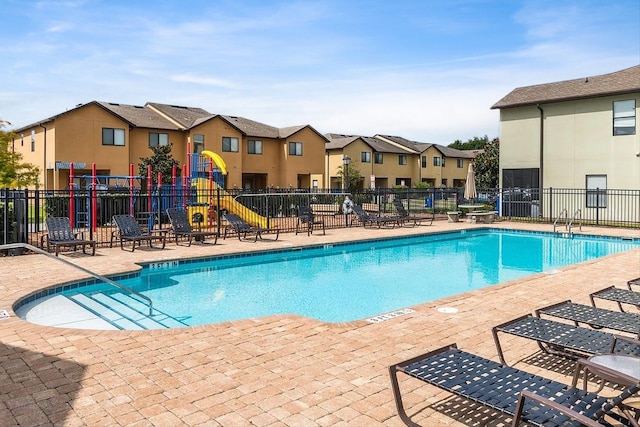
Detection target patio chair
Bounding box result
[389,343,640,427]
[351,205,400,228]
[222,213,279,242]
[537,300,640,338]
[492,314,640,365]
[42,217,96,256]
[166,208,218,246]
[392,198,433,226]
[295,205,325,236]
[111,214,167,252]
[591,286,640,312]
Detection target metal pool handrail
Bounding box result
[0,243,153,316]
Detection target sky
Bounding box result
[1,0,639,145]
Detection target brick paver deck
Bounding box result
[1,220,639,426]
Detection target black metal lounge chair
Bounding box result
[42,216,96,256]
[111,214,167,252]
[222,213,279,242]
[537,300,640,337]
[389,343,640,427]
[392,198,433,226]
[351,205,399,228]
[591,286,640,312]
[166,208,218,246]
[492,314,640,365]
[295,205,325,236]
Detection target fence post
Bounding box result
[548,187,553,222]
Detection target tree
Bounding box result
[138,144,180,185]
[0,119,40,188]
[449,135,489,150]
[473,137,499,188]
[336,162,362,192]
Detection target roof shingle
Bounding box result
[491,65,640,109]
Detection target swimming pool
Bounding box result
[16,229,639,329]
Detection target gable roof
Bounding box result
[375,134,474,159]
[491,65,640,109]
[325,134,417,154]
[146,102,211,128]
[97,102,181,130]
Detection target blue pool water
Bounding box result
[28,229,640,328]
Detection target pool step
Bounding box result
[68,292,186,330]
[67,294,146,330]
[104,292,189,329]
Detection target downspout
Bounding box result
[536,104,544,213]
[39,123,47,190]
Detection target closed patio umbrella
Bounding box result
[464,163,477,202]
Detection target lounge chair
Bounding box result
[42,217,96,256]
[295,205,325,236]
[351,205,399,228]
[392,198,433,226]
[223,213,279,242]
[389,343,640,427]
[492,314,640,365]
[111,214,167,252]
[537,300,640,337]
[591,286,640,312]
[166,208,218,246]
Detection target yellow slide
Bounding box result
[198,151,268,228]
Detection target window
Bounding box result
[102,128,125,146]
[374,153,383,164]
[613,100,636,135]
[442,157,446,167]
[30,130,35,152]
[421,156,427,168]
[433,156,441,166]
[398,155,407,165]
[149,132,169,148]
[193,134,204,153]
[457,159,464,168]
[586,175,607,208]
[361,152,371,163]
[442,179,448,186]
[248,140,263,154]
[222,137,239,152]
[289,141,302,156]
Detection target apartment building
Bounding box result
[492,65,640,192]
[12,101,328,190]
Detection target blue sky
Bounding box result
[1,0,639,144]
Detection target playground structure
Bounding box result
[64,147,269,233]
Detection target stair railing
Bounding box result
[0,243,153,316]
[553,208,568,233]
[568,209,582,234]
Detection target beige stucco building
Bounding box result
[12,101,477,192]
[324,134,475,190]
[492,65,640,192]
[12,101,327,191]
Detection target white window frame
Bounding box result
[586,175,607,208]
[613,100,636,136]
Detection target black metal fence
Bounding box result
[1,186,638,249]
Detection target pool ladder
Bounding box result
[0,243,153,316]
[553,208,581,236]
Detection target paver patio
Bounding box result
[1,220,639,426]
